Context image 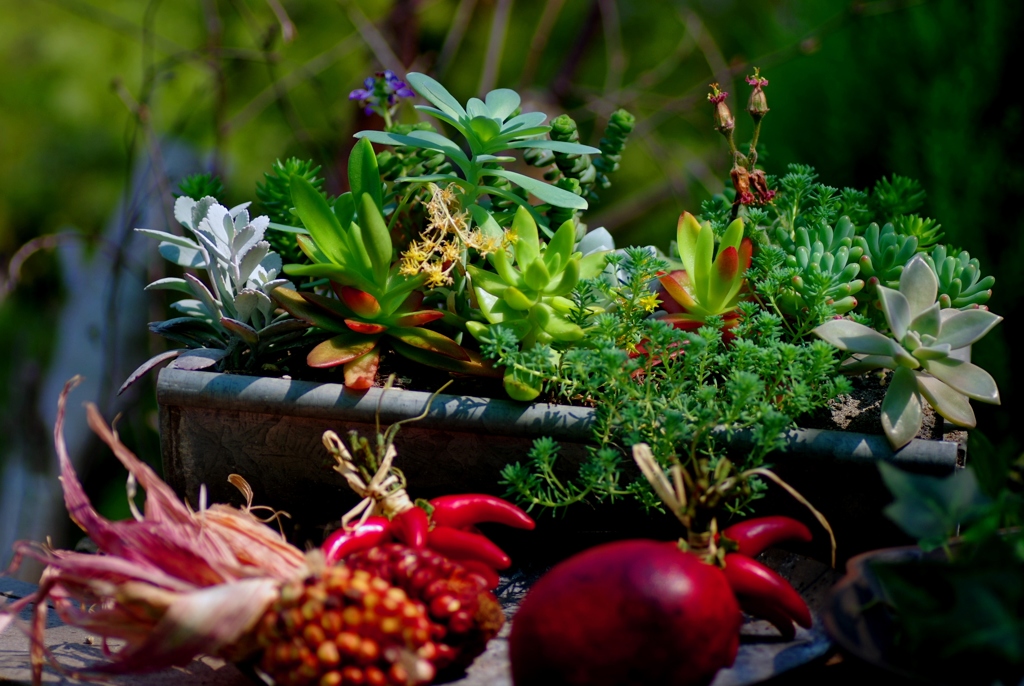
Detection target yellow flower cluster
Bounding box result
[399,183,509,288]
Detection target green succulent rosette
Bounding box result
[814,255,1001,449]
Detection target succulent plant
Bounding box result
[871,174,927,219]
[175,172,224,202]
[123,196,308,391]
[255,157,326,265]
[376,122,453,187]
[893,214,944,252]
[814,255,1001,449]
[921,243,994,310]
[524,110,635,229]
[354,72,598,218]
[772,216,864,315]
[655,213,752,331]
[854,222,919,291]
[465,205,607,399]
[271,142,490,390]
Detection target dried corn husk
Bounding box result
[0,378,306,684]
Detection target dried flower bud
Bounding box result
[707,83,734,136]
[730,166,755,206]
[749,169,776,205]
[745,68,769,123]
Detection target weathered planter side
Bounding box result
[157,368,595,542]
[157,368,963,557]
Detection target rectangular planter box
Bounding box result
[157,367,965,561]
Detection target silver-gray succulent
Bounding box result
[813,254,1001,449]
[121,196,307,392]
[144,196,293,326]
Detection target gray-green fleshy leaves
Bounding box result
[813,255,1001,449]
[465,205,607,399]
[144,196,295,326]
[355,72,598,213]
[773,216,865,315]
[124,196,307,392]
[921,244,995,310]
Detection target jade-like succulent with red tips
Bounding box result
[271,139,491,389]
[921,243,995,310]
[814,254,1002,449]
[655,212,752,333]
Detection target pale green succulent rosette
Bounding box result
[465,205,607,400]
[813,255,1001,449]
[355,72,598,216]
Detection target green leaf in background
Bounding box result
[405,72,468,121]
[879,461,990,550]
[348,138,383,215]
[484,169,588,210]
[871,539,1024,680]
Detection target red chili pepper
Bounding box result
[427,526,512,570]
[720,516,812,559]
[452,558,501,590]
[391,506,429,549]
[429,494,536,531]
[322,516,392,565]
[732,594,797,641]
[721,553,811,631]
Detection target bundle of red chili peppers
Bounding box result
[320,429,534,588]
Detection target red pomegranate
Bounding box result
[509,539,742,686]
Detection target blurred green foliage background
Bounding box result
[1,0,1020,562]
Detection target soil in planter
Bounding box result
[797,370,967,463]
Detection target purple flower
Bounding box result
[349,72,416,117]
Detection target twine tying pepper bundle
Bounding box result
[323,429,415,531]
[632,442,836,566]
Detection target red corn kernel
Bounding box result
[319,671,343,686]
[342,665,366,685]
[357,638,380,665]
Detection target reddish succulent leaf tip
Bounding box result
[394,310,446,327]
[344,319,388,335]
[739,237,753,270]
[339,285,382,318]
[715,246,739,280]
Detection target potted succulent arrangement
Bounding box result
[128,69,1001,555]
[1,69,1008,686]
